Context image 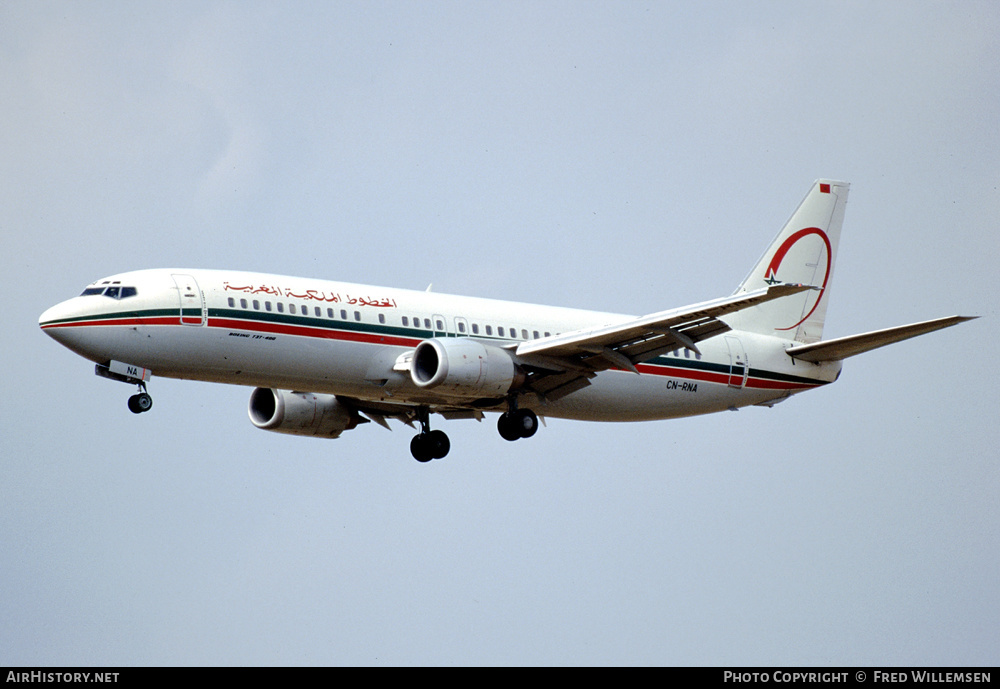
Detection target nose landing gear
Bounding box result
[95,362,154,414]
[127,384,153,414]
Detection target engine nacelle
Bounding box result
[248,388,364,438]
[410,338,524,398]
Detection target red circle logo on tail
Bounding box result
[764,227,832,331]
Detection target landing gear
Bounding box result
[410,407,450,462]
[497,406,538,441]
[127,392,153,414]
[127,382,153,414]
[410,429,450,462]
[95,362,154,415]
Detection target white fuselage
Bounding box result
[39,268,841,422]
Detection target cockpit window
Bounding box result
[80,285,138,299]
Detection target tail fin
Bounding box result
[732,179,850,344]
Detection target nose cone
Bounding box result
[40,299,74,334]
[39,298,101,360]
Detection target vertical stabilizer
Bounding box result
[732,180,849,343]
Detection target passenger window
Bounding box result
[458,322,466,333]
[402,316,409,327]
[327,308,334,318]
[533,331,539,339]
[498,327,504,337]
[544,332,550,337]
[521,329,528,340]
[241,299,248,309]
[341,309,347,320]
[435,319,444,330]
[265,302,272,311]
[227,297,235,307]
[277,303,284,313]
[289,304,296,314]
[424,318,431,329]
[472,324,479,335]
[378,313,385,324]
[253,300,260,310]
[354,311,361,321]
[485,325,493,336]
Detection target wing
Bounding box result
[514,283,814,399]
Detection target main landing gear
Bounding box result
[408,398,539,462]
[497,400,538,442]
[410,407,450,463]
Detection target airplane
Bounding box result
[39,180,975,462]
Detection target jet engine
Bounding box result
[410,338,524,398]
[248,388,365,438]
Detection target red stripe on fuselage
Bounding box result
[40,316,182,329]
[635,362,822,391]
[207,317,423,348]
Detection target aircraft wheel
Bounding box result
[497,413,521,441]
[128,393,152,414]
[410,433,434,463]
[515,409,538,438]
[427,429,450,460]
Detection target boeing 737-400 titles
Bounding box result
[40,180,975,461]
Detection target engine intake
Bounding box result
[248,388,364,438]
[411,338,523,398]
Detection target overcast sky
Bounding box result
[2,1,997,666]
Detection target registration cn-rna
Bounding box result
[39,180,975,462]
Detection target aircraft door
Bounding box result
[725,336,748,388]
[172,274,205,326]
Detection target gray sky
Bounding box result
[2,1,997,666]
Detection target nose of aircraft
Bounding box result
[40,299,76,343]
[40,299,70,329]
[39,297,100,358]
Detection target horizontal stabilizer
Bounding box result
[785,316,976,362]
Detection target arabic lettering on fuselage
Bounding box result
[223,281,397,308]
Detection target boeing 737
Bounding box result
[39,180,974,461]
